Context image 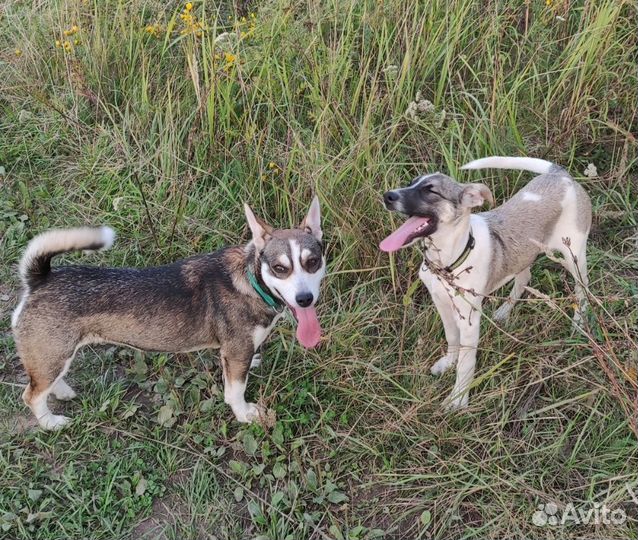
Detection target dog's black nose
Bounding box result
[295,292,313,308]
[384,191,399,204]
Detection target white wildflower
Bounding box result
[583,163,598,178]
[406,100,418,120]
[383,64,399,81]
[18,109,32,123]
[214,32,237,45]
[415,92,435,114]
[113,197,125,211]
[405,91,443,125]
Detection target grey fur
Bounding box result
[481,172,591,291]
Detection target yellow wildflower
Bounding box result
[234,13,256,40]
[179,3,204,36]
[55,40,61,48]
[145,24,162,37]
[14,48,22,56]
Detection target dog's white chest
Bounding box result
[418,265,455,302]
[418,264,436,293]
[252,313,283,350]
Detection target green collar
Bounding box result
[247,268,282,310]
[423,230,475,274]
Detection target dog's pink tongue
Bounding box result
[379,216,429,252]
[294,307,321,348]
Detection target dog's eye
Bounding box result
[307,257,319,268]
[272,264,287,274]
[422,185,442,197]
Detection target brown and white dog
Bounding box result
[380,157,591,410]
[12,197,326,430]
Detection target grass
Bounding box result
[0,0,637,538]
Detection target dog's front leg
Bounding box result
[444,308,481,411]
[430,291,460,375]
[221,344,261,423]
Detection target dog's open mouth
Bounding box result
[287,303,321,349]
[379,216,435,252]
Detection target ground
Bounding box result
[0,1,637,539]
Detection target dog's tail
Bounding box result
[461,156,566,175]
[18,226,116,290]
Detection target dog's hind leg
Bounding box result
[562,242,589,327]
[552,235,589,327]
[493,267,531,322]
[250,353,262,370]
[21,352,75,430]
[444,308,481,411]
[52,378,77,401]
[221,343,261,423]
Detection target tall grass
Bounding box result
[0,1,636,539]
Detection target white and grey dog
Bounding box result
[380,157,591,410]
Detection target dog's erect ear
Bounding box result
[300,196,322,242]
[460,183,494,209]
[244,203,274,250]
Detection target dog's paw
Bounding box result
[431,355,456,375]
[52,379,77,401]
[571,308,588,332]
[234,402,262,423]
[493,303,512,323]
[443,393,469,412]
[250,353,262,370]
[39,414,71,431]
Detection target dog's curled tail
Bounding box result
[461,156,566,175]
[19,226,116,290]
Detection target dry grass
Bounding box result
[0,0,636,538]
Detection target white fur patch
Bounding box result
[252,313,282,350]
[224,378,260,423]
[19,226,116,288]
[261,239,326,309]
[100,226,116,250]
[277,254,291,267]
[522,192,541,202]
[30,357,75,430]
[11,295,26,328]
[52,379,77,400]
[461,156,553,175]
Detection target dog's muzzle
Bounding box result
[383,190,401,211]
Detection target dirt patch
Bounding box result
[0,412,38,438]
[350,481,420,538]
[0,283,17,325]
[1,354,27,383]
[130,494,178,540]
[130,472,214,540]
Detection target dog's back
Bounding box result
[464,157,592,291]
